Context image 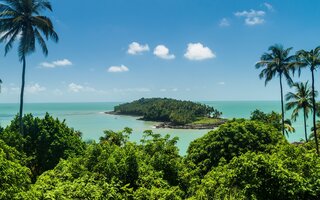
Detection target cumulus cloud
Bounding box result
[68,83,96,93]
[68,83,83,93]
[107,65,129,73]
[40,59,72,68]
[219,18,230,27]
[153,45,175,60]
[26,83,46,94]
[127,42,149,55]
[235,9,266,25]
[184,43,216,61]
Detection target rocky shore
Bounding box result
[155,119,227,130]
[105,111,227,129]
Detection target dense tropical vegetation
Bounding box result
[112,98,222,125]
[0,0,58,134]
[0,113,320,199]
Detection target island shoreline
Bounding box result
[105,111,227,130]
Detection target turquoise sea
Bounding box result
[0,101,312,154]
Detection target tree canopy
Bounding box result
[0,113,320,199]
[113,98,222,125]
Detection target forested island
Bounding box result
[107,98,226,129]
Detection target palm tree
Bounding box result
[284,119,295,136]
[286,82,314,142]
[0,78,2,93]
[311,121,320,140]
[256,44,296,136]
[296,47,320,155]
[0,0,58,134]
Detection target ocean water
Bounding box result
[0,101,312,154]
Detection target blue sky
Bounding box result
[0,0,320,103]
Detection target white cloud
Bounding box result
[153,45,175,59]
[40,59,72,68]
[235,9,265,18]
[263,2,274,11]
[219,18,230,27]
[172,88,178,92]
[184,43,216,61]
[68,83,96,93]
[40,62,55,68]
[53,59,72,66]
[68,83,83,93]
[235,9,266,26]
[108,65,129,73]
[127,42,149,55]
[218,81,225,85]
[26,83,46,94]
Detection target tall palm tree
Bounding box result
[296,47,320,155]
[256,44,296,136]
[0,0,58,134]
[286,82,314,142]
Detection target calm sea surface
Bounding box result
[0,101,312,154]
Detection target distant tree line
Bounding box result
[113,98,222,125]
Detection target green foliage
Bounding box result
[250,109,282,131]
[0,113,85,178]
[114,98,221,125]
[0,139,31,199]
[250,109,295,136]
[140,130,183,186]
[191,117,222,125]
[186,119,286,177]
[133,186,184,200]
[20,159,133,200]
[192,145,320,200]
[1,114,320,199]
[100,127,132,146]
[20,130,185,199]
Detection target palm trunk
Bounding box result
[279,74,285,136]
[303,110,308,142]
[311,69,319,155]
[19,56,26,135]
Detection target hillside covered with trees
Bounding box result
[111,98,223,126]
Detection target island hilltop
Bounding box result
[106,98,227,129]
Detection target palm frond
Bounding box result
[34,28,48,55]
[0,0,58,60]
